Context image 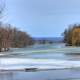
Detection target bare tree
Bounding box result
[0,0,5,19]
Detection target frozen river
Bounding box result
[1,43,80,80]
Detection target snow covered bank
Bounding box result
[0,58,80,71]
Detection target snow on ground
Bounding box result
[0,58,80,70]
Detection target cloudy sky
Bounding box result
[4,0,80,37]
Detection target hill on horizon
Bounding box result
[33,37,63,43]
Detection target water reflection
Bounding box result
[1,69,80,80]
[66,53,80,60]
[0,72,13,80]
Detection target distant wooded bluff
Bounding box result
[33,37,63,44]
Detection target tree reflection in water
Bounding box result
[66,53,80,60]
[0,72,13,80]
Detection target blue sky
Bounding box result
[4,0,80,37]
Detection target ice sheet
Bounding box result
[0,58,80,71]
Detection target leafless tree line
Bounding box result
[0,23,34,51]
[0,0,34,52]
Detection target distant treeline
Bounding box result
[35,39,53,44]
[63,24,80,46]
[34,37,63,44]
[0,22,34,51]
